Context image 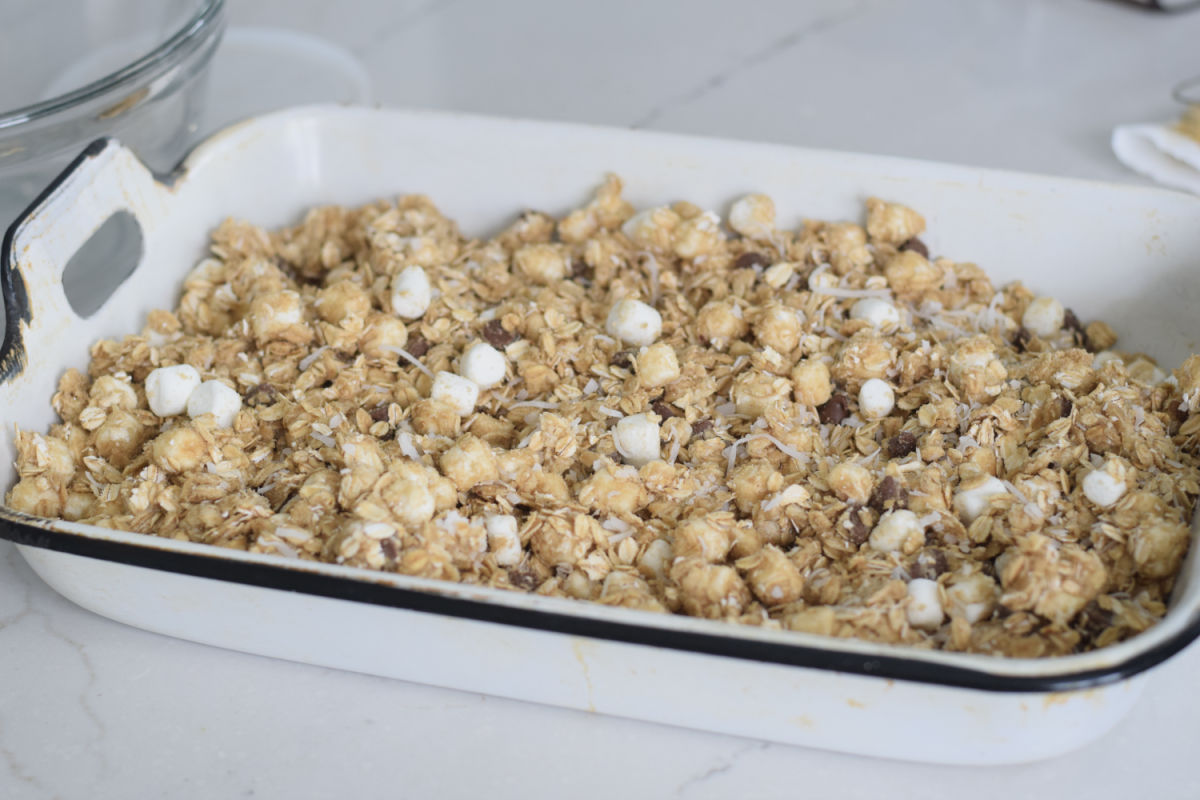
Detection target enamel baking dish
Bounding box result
[4,106,1200,765]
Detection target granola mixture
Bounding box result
[9,176,1200,657]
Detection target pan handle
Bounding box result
[0,138,167,382]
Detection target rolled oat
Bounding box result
[8,174,1200,657]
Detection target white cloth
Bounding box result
[1112,122,1200,195]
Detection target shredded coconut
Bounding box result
[298,346,328,371]
[383,345,435,379]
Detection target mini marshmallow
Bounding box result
[613,413,661,467]
[728,193,775,240]
[485,514,522,566]
[186,380,242,428]
[390,265,432,319]
[858,378,895,419]
[459,341,507,388]
[638,538,673,580]
[869,509,923,553]
[850,297,900,330]
[431,371,480,416]
[953,475,1009,522]
[906,578,945,630]
[1021,296,1064,338]
[145,364,201,417]
[606,298,662,346]
[1082,468,1125,508]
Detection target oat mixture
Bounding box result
[9,175,1200,657]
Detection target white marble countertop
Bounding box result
[5,1,1200,797]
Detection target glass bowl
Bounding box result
[0,0,226,230]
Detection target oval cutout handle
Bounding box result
[1,138,166,381]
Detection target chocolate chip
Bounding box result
[1169,401,1189,434]
[885,431,917,458]
[734,252,769,271]
[571,259,592,282]
[482,319,517,349]
[818,393,850,425]
[1058,397,1073,418]
[843,506,870,546]
[508,563,541,591]
[1076,600,1114,645]
[1012,327,1031,353]
[246,382,279,405]
[868,475,909,513]
[406,334,430,358]
[651,401,678,419]
[691,419,713,435]
[380,538,398,560]
[369,405,390,422]
[1064,308,1091,350]
[611,351,634,370]
[910,549,948,581]
[900,237,929,258]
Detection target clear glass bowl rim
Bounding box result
[0,0,225,130]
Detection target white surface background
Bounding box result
[5,0,1200,797]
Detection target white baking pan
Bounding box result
[4,107,1200,764]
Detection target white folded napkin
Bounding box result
[1112,112,1200,195]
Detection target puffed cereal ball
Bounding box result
[953,475,1009,522]
[869,509,924,554]
[672,211,723,259]
[438,434,499,491]
[1022,296,1065,338]
[621,206,680,250]
[359,314,409,359]
[673,559,752,619]
[741,545,804,606]
[380,475,436,529]
[828,462,872,504]
[315,280,372,323]
[431,371,480,416]
[728,193,775,240]
[93,410,146,468]
[883,250,941,297]
[858,378,895,419]
[635,342,680,388]
[791,359,833,407]
[145,364,202,417]
[850,298,901,331]
[514,243,567,284]
[1131,517,1189,579]
[7,477,62,517]
[151,427,208,473]
[695,300,747,348]
[89,375,138,411]
[606,298,662,346]
[458,341,507,388]
[249,289,308,343]
[390,265,432,319]
[753,304,803,354]
[865,197,925,245]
